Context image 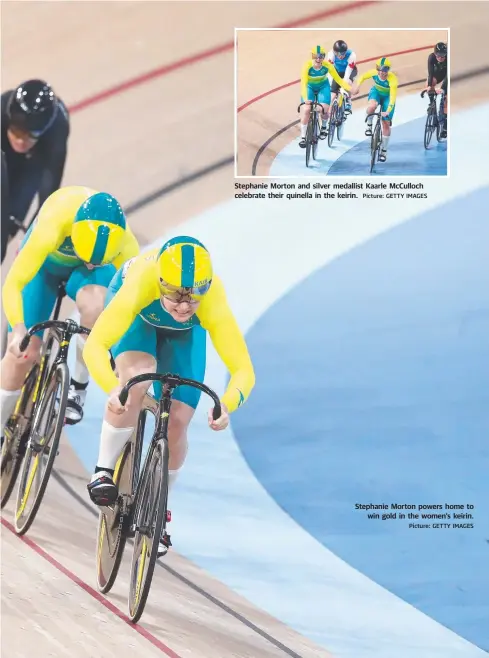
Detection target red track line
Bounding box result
[237,43,433,113]
[1,517,181,658]
[68,1,379,114]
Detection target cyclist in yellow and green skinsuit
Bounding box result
[0,185,139,437]
[351,57,399,162]
[299,45,352,148]
[83,236,255,556]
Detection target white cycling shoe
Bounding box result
[65,386,87,425]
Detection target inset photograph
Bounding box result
[235,29,449,177]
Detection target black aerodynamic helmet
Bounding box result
[333,40,348,54]
[434,42,447,56]
[7,79,59,137]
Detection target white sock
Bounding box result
[383,135,390,150]
[322,119,327,128]
[366,113,373,125]
[74,334,90,385]
[300,124,307,138]
[0,389,22,434]
[96,421,134,472]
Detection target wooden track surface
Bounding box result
[1,1,489,656]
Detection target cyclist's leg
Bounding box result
[153,325,206,485]
[380,97,395,160]
[318,84,332,135]
[64,263,117,420]
[87,313,157,504]
[152,326,206,552]
[441,79,448,136]
[0,264,59,434]
[365,89,379,134]
[299,86,315,147]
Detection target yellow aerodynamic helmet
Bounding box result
[312,45,326,58]
[157,236,213,300]
[376,57,392,71]
[71,192,126,265]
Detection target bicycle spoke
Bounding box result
[14,364,68,535]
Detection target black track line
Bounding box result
[50,469,306,658]
[251,64,489,176]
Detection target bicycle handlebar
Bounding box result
[119,372,222,420]
[20,319,90,352]
[365,105,383,121]
[421,89,440,99]
[297,100,324,113]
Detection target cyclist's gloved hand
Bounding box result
[208,402,229,432]
[108,385,126,415]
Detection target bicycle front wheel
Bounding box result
[1,365,39,508]
[305,118,313,167]
[14,362,68,535]
[424,110,435,149]
[128,438,169,623]
[370,120,381,173]
[312,112,321,160]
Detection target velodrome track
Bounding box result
[1,2,489,657]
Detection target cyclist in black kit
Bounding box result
[1,79,70,263]
[425,42,448,138]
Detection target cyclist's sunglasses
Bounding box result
[435,53,446,59]
[377,65,390,73]
[160,279,211,302]
[312,52,326,59]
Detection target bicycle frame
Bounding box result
[20,317,90,409]
[117,373,221,533]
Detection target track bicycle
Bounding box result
[1,285,90,536]
[368,105,384,173]
[421,88,446,149]
[328,89,351,147]
[298,89,326,167]
[95,371,221,624]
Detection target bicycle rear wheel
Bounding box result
[1,365,39,508]
[424,110,435,149]
[96,439,133,593]
[14,363,68,535]
[327,102,337,148]
[128,438,169,623]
